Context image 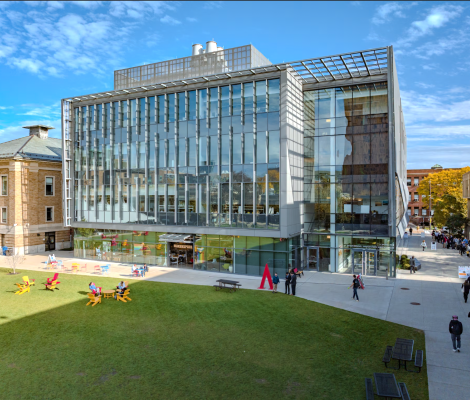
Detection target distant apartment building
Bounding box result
[406,164,452,225]
[0,125,71,254]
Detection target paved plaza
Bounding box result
[3,229,469,399]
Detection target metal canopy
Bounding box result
[159,234,194,243]
[287,47,388,84]
[64,47,388,102]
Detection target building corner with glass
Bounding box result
[61,41,407,278]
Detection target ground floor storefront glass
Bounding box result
[73,229,297,277]
[302,234,396,277]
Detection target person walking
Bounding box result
[449,315,463,352]
[284,271,291,295]
[351,275,360,301]
[290,272,297,296]
[410,256,416,274]
[421,240,427,251]
[462,279,470,303]
[409,227,413,236]
[272,273,280,293]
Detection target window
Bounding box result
[407,208,411,216]
[1,207,6,223]
[413,209,418,216]
[422,209,427,216]
[414,177,419,186]
[46,207,54,222]
[1,175,7,196]
[407,178,411,186]
[45,177,54,196]
[414,193,419,202]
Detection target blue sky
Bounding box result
[0,1,469,169]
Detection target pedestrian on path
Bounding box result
[449,315,463,352]
[421,240,427,251]
[462,278,470,303]
[410,256,416,274]
[272,273,280,293]
[409,227,413,236]
[284,271,291,295]
[290,272,297,296]
[350,275,360,301]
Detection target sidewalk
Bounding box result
[2,233,469,400]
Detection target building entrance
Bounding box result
[45,232,56,251]
[168,242,193,269]
[352,249,377,276]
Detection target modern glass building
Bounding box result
[62,42,407,277]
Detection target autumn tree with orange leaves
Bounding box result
[417,167,470,226]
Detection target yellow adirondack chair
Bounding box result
[86,293,101,307]
[23,276,35,286]
[116,289,132,303]
[15,283,30,295]
[45,281,58,291]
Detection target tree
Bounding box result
[417,167,470,226]
[5,249,25,275]
[446,213,469,235]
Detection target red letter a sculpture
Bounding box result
[258,263,274,290]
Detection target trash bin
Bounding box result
[2,246,7,256]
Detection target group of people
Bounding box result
[270,266,304,296]
[88,281,128,299]
[432,230,469,255]
[132,263,149,277]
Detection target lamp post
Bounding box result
[429,177,432,230]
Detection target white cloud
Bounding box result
[160,15,181,25]
[396,5,463,47]
[407,143,470,169]
[186,17,197,22]
[204,1,222,9]
[69,1,103,9]
[401,90,470,125]
[372,2,407,25]
[146,33,160,47]
[109,1,172,18]
[10,58,45,74]
[351,1,361,6]
[415,82,435,89]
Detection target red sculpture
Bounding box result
[258,264,273,290]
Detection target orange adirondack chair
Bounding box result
[15,282,30,295]
[86,293,101,306]
[116,289,132,303]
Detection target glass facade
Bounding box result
[73,79,280,230]
[74,229,297,277]
[302,83,396,276]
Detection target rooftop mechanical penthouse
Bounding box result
[61,40,407,277]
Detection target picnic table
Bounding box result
[392,338,414,370]
[374,372,401,399]
[214,279,241,293]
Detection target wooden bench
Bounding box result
[398,382,410,400]
[365,378,375,400]
[383,345,393,368]
[413,350,423,373]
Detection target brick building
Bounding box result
[0,125,71,254]
[406,164,453,226]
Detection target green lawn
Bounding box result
[0,268,428,399]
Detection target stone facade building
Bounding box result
[0,125,71,254]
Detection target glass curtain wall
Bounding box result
[74,229,293,277]
[303,82,395,276]
[73,78,281,230]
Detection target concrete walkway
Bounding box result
[2,230,469,400]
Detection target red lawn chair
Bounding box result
[47,273,61,285]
